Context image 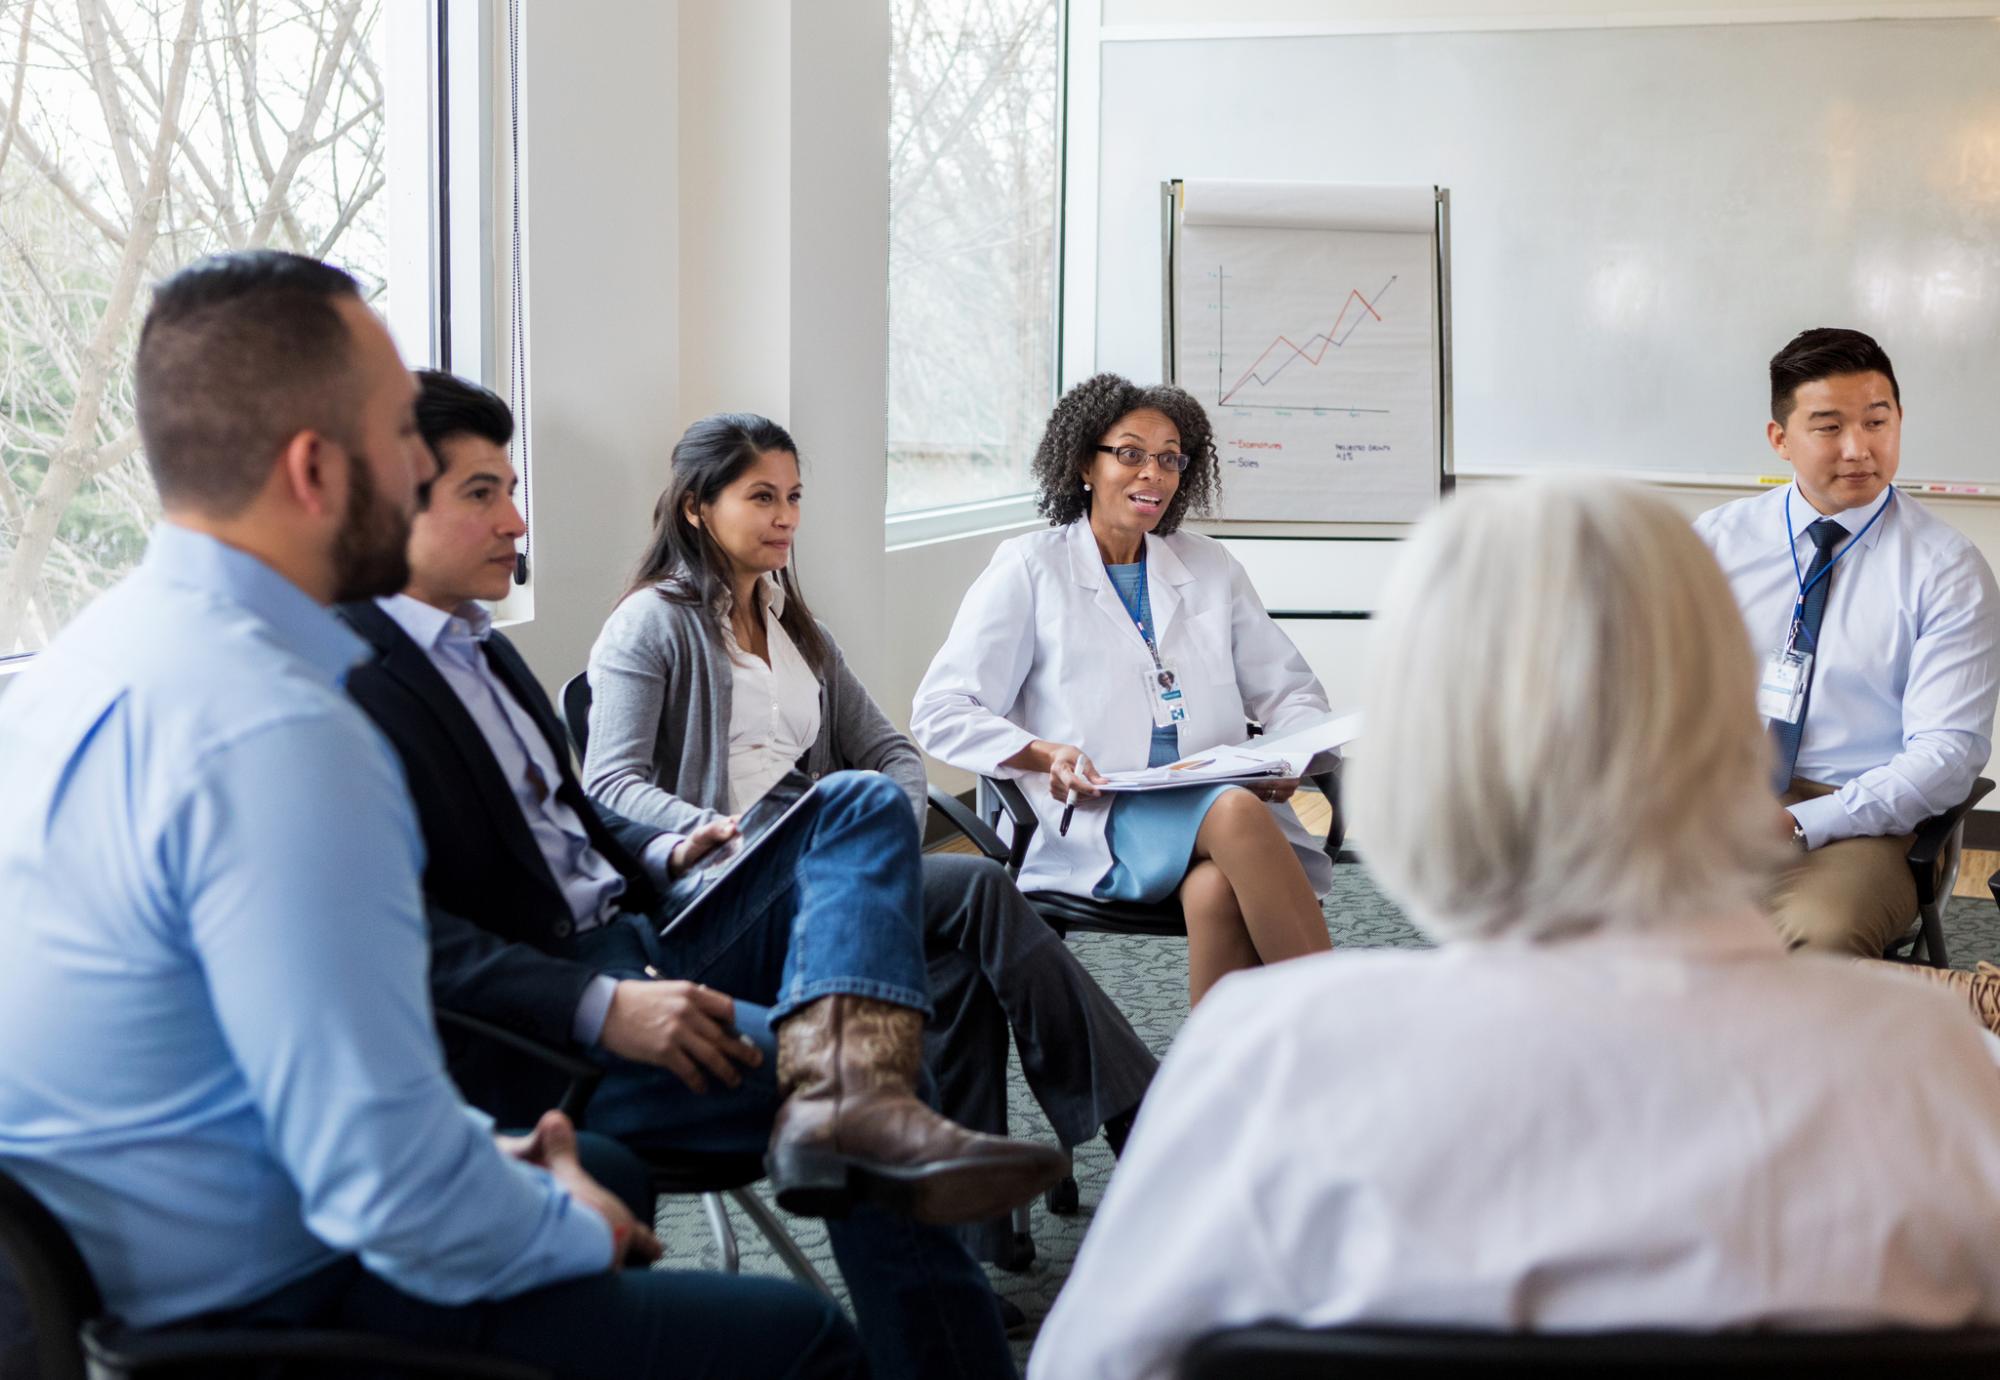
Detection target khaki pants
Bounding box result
[1768,779,1917,958]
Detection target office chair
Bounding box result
[971,746,1348,1253]
[1177,1321,2000,1379]
[978,752,1349,942]
[1882,776,1993,968]
[0,1165,548,1380]
[560,671,592,763]
[436,1009,833,1298]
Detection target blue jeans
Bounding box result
[184,1133,865,1380]
[199,1257,864,1380]
[562,771,1015,1380]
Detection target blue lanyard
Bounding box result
[1109,562,1165,668]
[1783,485,1894,629]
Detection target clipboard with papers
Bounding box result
[1094,711,1362,793]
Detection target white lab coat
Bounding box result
[911,520,1333,897]
[1030,914,2000,1380]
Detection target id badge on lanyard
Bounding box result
[1758,639,1811,724]
[1113,560,1191,728]
[1145,662,1187,727]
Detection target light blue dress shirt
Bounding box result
[0,525,610,1329]
[1695,483,2000,847]
[374,593,676,1047]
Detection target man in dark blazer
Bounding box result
[338,372,1063,1380]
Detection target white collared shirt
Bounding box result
[722,575,821,812]
[1694,482,2000,846]
[1031,913,2000,1380]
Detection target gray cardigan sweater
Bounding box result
[582,585,928,840]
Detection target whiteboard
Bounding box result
[1093,17,2000,484]
[1170,180,1445,522]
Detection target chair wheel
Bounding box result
[1045,1176,1080,1215]
[993,1231,1036,1273]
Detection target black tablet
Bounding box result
[657,769,818,936]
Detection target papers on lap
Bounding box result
[1096,711,1363,793]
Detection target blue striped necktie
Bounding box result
[1770,517,1848,794]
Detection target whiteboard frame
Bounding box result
[1161,179,1454,523]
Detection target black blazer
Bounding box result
[338,600,665,1120]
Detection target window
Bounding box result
[0,0,428,660]
[885,0,1062,518]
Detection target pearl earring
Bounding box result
[1082,481,1092,492]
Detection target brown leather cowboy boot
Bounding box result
[1910,960,2000,1035]
[765,993,1070,1224]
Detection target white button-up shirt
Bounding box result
[722,575,822,812]
[1031,915,2000,1380]
[1694,483,2000,846]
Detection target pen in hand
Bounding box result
[1059,802,1075,836]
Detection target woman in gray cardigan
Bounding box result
[584,413,1158,1263]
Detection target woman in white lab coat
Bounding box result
[911,373,1333,1004]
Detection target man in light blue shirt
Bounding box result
[1696,328,2000,957]
[0,251,861,1378]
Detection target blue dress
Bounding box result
[1092,562,1237,904]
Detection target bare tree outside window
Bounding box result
[887,0,1059,515]
[0,0,387,658]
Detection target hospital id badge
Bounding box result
[1145,664,1189,727]
[1757,648,1811,724]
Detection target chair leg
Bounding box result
[993,1202,1037,1274]
[1919,898,1950,970]
[732,1187,837,1300]
[701,1192,739,1273]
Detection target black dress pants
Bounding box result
[919,853,1159,1260]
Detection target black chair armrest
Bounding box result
[1304,762,1346,861]
[925,784,1009,864]
[436,1008,604,1123]
[982,776,1038,874]
[85,1320,552,1379]
[1909,777,1994,869]
[1908,777,1994,902]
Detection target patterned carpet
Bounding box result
[649,863,2000,1371]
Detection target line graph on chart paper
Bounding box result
[1174,221,1438,521]
[1213,270,1399,414]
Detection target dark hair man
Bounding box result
[0,252,863,1378]
[337,369,1079,1379]
[1695,328,2000,957]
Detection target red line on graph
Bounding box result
[1219,286,1386,406]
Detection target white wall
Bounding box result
[786,1,894,693]
[678,1,791,423]
[507,0,681,690]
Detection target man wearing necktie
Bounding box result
[1696,329,2000,957]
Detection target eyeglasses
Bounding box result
[1094,444,1191,474]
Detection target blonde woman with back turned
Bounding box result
[1031,479,2000,1380]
